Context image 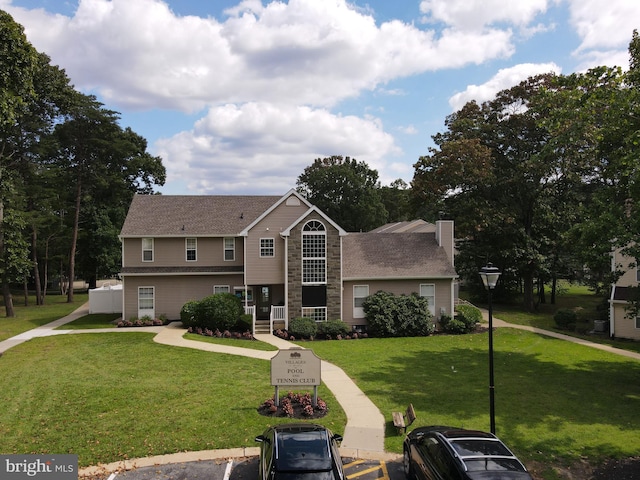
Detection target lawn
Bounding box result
[2,289,640,479]
[0,332,345,467]
[298,330,640,478]
[0,293,89,340]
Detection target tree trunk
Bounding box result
[522,271,536,312]
[32,226,43,305]
[0,197,16,317]
[67,178,82,303]
[551,275,557,305]
[23,277,28,306]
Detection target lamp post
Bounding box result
[480,263,501,434]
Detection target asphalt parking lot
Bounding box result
[111,456,405,480]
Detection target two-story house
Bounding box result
[118,190,457,334]
[609,246,640,340]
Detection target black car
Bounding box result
[403,426,533,480]
[255,423,345,480]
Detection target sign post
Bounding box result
[270,348,322,406]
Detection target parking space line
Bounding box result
[380,460,390,480]
[223,459,233,480]
[345,461,388,480]
[343,459,366,469]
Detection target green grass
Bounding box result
[3,288,640,479]
[184,332,278,351]
[296,331,640,477]
[0,294,89,341]
[0,333,345,467]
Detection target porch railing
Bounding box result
[271,305,287,331]
[244,306,256,333]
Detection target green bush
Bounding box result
[317,319,350,338]
[288,317,318,339]
[442,304,483,334]
[235,313,253,332]
[180,293,243,331]
[554,308,577,330]
[362,291,434,337]
[180,300,201,328]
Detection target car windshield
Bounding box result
[271,470,337,480]
[275,431,332,472]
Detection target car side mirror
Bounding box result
[255,435,270,444]
[332,434,343,443]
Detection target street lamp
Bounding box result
[479,263,501,434]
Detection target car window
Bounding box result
[276,432,332,471]
[450,439,511,457]
[464,458,527,472]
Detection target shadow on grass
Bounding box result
[334,331,640,463]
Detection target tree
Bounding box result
[44,93,166,301]
[0,10,39,316]
[413,75,584,310]
[379,179,413,222]
[296,155,387,232]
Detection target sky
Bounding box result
[2,0,639,195]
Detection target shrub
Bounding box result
[317,319,350,339]
[180,293,243,331]
[554,308,577,330]
[442,304,483,334]
[362,291,435,337]
[180,300,201,328]
[288,317,318,339]
[235,313,253,331]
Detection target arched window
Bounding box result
[302,220,326,284]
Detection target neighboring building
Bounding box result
[609,247,640,340]
[118,190,457,334]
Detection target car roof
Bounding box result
[271,424,334,472]
[408,426,529,475]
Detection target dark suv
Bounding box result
[403,426,533,479]
[256,423,344,480]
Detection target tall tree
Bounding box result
[45,94,165,301]
[413,75,584,310]
[0,10,38,316]
[296,155,387,232]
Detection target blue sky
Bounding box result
[2,0,638,195]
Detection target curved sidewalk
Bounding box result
[481,310,640,361]
[154,323,387,454]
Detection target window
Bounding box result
[636,263,640,282]
[224,237,235,261]
[636,317,640,329]
[260,238,275,257]
[142,238,154,262]
[420,284,436,316]
[138,287,154,311]
[302,307,327,322]
[302,220,326,284]
[353,285,369,318]
[186,238,197,261]
[214,285,230,294]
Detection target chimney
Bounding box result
[436,220,454,265]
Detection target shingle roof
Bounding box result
[342,232,457,279]
[369,220,436,233]
[120,194,281,237]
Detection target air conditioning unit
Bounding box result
[593,320,607,333]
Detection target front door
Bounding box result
[256,286,271,320]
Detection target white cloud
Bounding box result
[155,103,399,194]
[448,62,562,111]
[3,0,517,112]
[419,0,551,31]
[567,0,638,70]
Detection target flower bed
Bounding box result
[258,391,328,419]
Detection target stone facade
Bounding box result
[287,213,342,321]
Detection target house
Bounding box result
[609,247,640,340]
[118,190,457,333]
